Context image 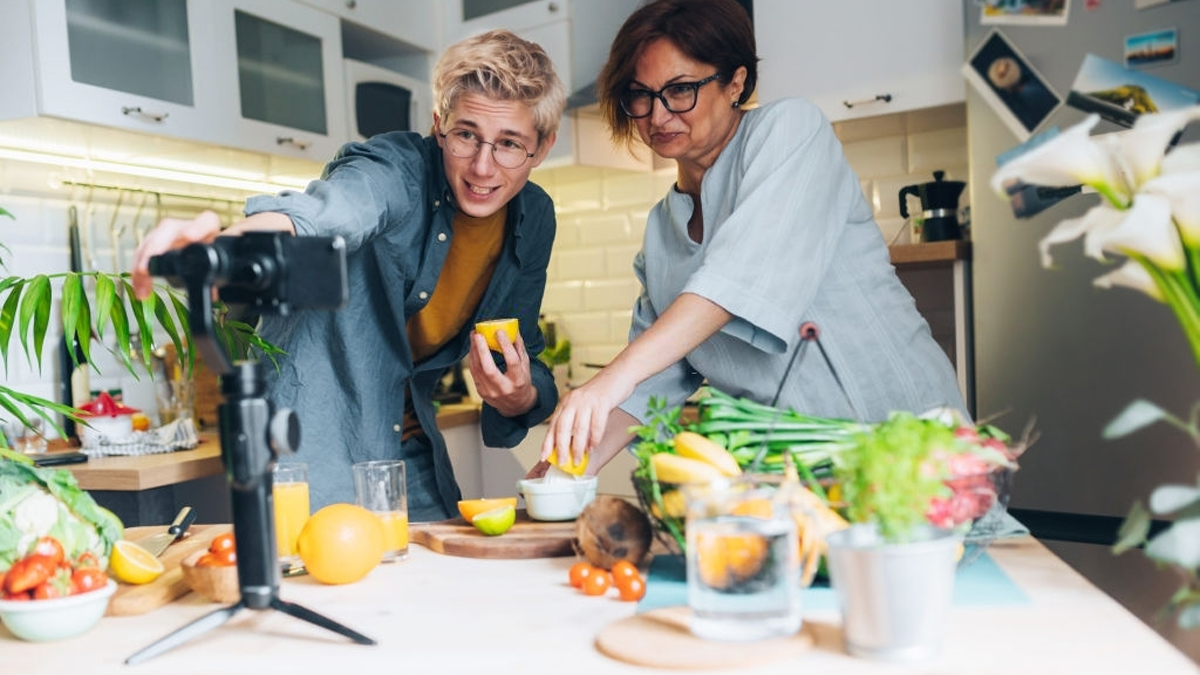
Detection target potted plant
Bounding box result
[823,409,1018,663]
[0,205,274,444]
[989,105,1200,627]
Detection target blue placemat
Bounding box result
[640,549,1030,613]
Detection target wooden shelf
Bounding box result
[889,240,971,266]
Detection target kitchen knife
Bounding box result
[140,506,197,558]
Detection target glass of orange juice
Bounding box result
[352,459,408,562]
[272,462,310,565]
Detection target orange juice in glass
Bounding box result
[353,459,408,561]
[272,463,310,562]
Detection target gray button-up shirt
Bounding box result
[620,98,966,425]
[245,132,558,519]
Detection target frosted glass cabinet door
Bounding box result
[211,0,346,159]
[31,0,218,139]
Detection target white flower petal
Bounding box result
[1142,171,1200,245]
[1162,143,1200,175]
[1093,259,1164,302]
[1123,106,1200,186]
[990,115,1126,201]
[1086,194,1185,271]
[1042,205,1123,266]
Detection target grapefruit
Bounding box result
[295,504,385,585]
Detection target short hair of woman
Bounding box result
[597,0,759,150]
[433,29,567,144]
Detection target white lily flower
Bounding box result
[1142,171,1200,246]
[1162,143,1200,175]
[1094,259,1165,302]
[1085,193,1185,271]
[1119,106,1200,188]
[1039,203,1124,268]
[990,114,1129,206]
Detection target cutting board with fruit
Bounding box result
[106,524,231,617]
[410,511,577,559]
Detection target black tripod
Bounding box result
[127,234,371,665]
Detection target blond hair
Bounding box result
[432,30,566,145]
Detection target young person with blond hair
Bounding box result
[133,30,566,519]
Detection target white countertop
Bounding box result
[4,537,1197,674]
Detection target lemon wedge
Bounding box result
[471,505,517,536]
[475,318,519,352]
[109,539,165,585]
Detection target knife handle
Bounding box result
[168,506,197,537]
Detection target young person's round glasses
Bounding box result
[619,73,722,119]
[439,128,535,169]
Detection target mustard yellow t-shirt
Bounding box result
[403,206,507,437]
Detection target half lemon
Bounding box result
[475,318,519,352]
[109,539,165,585]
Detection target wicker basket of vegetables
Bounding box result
[629,390,865,553]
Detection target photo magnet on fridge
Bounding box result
[979,0,1069,26]
[1066,53,1199,128]
[1124,28,1179,68]
[962,30,1063,141]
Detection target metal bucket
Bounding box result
[825,525,960,663]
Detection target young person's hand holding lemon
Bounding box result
[469,318,539,418]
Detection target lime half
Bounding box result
[471,505,517,536]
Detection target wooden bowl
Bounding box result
[180,550,240,603]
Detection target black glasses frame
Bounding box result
[619,73,723,119]
[439,129,536,169]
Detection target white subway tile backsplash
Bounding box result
[582,278,638,311]
[907,127,968,175]
[541,280,584,314]
[556,179,603,213]
[604,243,641,278]
[575,213,632,246]
[558,312,612,344]
[553,248,606,281]
[604,173,655,209]
[840,136,907,180]
[609,311,633,342]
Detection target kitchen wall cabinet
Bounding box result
[210,0,348,161]
[753,0,964,122]
[12,0,221,141]
[295,0,438,53]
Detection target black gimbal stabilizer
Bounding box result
[126,232,373,665]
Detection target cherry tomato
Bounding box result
[75,552,100,569]
[610,560,640,588]
[32,581,63,600]
[212,548,237,567]
[71,567,109,595]
[32,536,65,567]
[568,562,595,589]
[581,570,612,596]
[617,576,647,602]
[209,533,236,554]
[195,552,220,567]
[5,554,57,594]
[3,590,31,601]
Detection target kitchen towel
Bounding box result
[640,548,1031,613]
[80,417,199,457]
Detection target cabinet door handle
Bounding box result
[548,2,560,12]
[842,93,893,109]
[345,0,357,9]
[121,106,169,122]
[276,137,312,151]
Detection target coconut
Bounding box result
[575,495,653,570]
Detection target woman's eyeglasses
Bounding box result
[440,128,535,168]
[619,73,722,119]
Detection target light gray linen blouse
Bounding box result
[618,97,966,425]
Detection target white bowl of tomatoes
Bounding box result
[0,537,115,644]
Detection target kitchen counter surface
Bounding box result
[5,536,1196,674]
[65,403,482,491]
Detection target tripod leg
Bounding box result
[270,597,376,645]
[125,600,246,665]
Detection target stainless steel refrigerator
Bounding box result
[964,0,1200,659]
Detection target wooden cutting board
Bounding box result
[594,606,815,670]
[410,511,577,559]
[106,523,232,617]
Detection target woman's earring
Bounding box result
[732,100,741,109]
